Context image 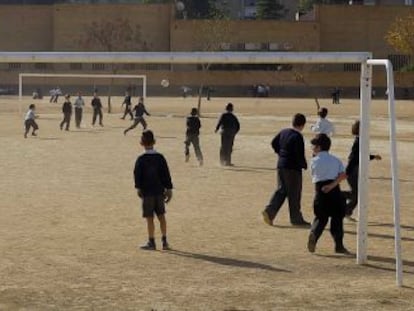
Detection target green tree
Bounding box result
[256,0,286,20]
[385,13,414,70]
[298,0,349,14]
[80,18,144,113]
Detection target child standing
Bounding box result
[185,108,203,166]
[344,120,381,218]
[310,107,335,136]
[307,133,349,254]
[24,104,39,138]
[134,130,173,250]
[124,97,150,135]
[121,91,133,120]
[60,94,72,131]
[91,92,103,127]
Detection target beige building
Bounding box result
[0,3,413,97]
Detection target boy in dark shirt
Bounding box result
[134,130,173,250]
[121,91,133,120]
[262,113,310,226]
[343,120,381,218]
[215,103,240,166]
[91,93,103,127]
[60,94,72,131]
[185,108,203,166]
[124,97,150,135]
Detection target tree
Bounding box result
[256,0,286,20]
[385,13,414,71]
[80,18,144,113]
[298,0,349,14]
[193,14,231,115]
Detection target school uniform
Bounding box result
[134,149,173,218]
[91,97,103,126]
[215,111,240,166]
[343,136,377,216]
[185,115,203,163]
[264,128,308,225]
[73,96,84,128]
[121,95,133,120]
[310,118,335,136]
[60,100,72,131]
[310,151,346,250]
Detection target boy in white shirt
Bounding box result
[307,133,349,254]
[310,107,335,136]
[24,104,39,138]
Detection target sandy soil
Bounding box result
[0,95,414,311]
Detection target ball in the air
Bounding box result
[161,79,170,88]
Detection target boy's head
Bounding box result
[190,107,198,116]
[318,107,328,118]
[139,96,144,103]
[140,129,155,148]
[29,104,35,110]
[226,103,233,112]
[352,120,360,136]
[311,133,331,153]
[65,94,70,100]
[292,113,306,130]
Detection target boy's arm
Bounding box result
[215,114,223,133]
[321,172,347,193]
[133,158,142,197]
[160,156,173,203]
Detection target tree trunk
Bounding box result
[197,83,203,116]
[107,78,113,113]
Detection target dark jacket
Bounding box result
[91,98,102,111]
[134,151,173,197]
[272,128,307,171]
[133,103,150,118]
[346,136,376,175]
[62,101,72,114]
[215,112,240,133]
[186,115,201,135]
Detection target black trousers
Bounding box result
[122,107,133,120]
[75,107,83,128]
[92,109,103,125]
[60,112,71,130]
[342,166,358,216]
[220,131,236,165]
[311,180,346,248]
[185,133,203,161]
[264,168,305,224]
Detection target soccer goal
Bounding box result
[18,72,147,110]
[0,51,402,286]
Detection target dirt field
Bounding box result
[0,95,414,310]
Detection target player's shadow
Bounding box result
[37,137,61,141]
[166,249,291,273]
[224,165,275,173]
[344,229,414,242]
[369,176,413,183]
[367,221,414,231]
[362,255,414,276]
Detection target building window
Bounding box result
[123,63,136,71]
[388,54,411,71]
[343,63,361,72]
[8,63,21,70]
[70,63,82,70]
[92,63,105,71]
[34,63,48,70]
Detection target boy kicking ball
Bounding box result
[134,130,173,250]
[307,133,349,254]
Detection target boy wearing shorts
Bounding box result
[134,130,173,250]
[24,104,39,138]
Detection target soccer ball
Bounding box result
[161,79,170,88]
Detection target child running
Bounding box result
[134,130,173,250]
[307,133,349,254]
[184,107,203,166]
[124,97,150,135]
[24,104,39,138]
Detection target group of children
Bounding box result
[23,97,381,255]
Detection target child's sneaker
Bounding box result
[335,246,350,254]
[185,154,190,162]
[140,241,156,250]
[162,242,171,251]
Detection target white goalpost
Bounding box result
[0,51,402,286]
[18,73,147,113]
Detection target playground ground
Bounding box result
[0,95,414,310]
